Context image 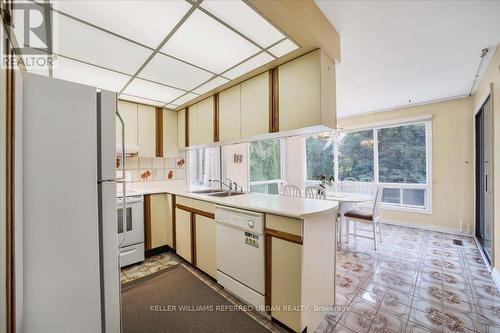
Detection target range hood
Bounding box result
[116,144,139,157]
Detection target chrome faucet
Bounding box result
[209,179,232,191]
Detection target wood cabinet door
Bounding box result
[117,100,138,146]
[219,84,241,141]
[241,72,269,137]
[175,208,192,263]
[149,194,173,249]
[196,97,214,145]
[163,109,178,158]
[177,109,186,149]
[195,215,216,278]
[137,104,156,157]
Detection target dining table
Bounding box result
[325,192,373,243]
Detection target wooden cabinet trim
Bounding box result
[185,106,189,147]
[265,234,272,315]
[155,107,163,157]
[175,203,215,219]
[270,67,279,133]
[191,213,197,266]
[144,195,152,250]
[213,93,219,142]
[172,195,176,250]
[265,228,303,245]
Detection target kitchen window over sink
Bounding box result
[187,146,221,192]
[249,139,284,194]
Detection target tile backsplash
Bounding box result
[117,152,186,183]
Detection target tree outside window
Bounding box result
[338,130,374,181]
[306,137,334,180]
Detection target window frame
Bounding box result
[306,115,433,213]
[248,138,286,194]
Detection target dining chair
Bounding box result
[283,184,301,197]
[342,187,383,250]
[305,185,326,199]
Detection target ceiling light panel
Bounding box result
[56,1,192,49]
[53,57,131,92]
[268,39,299,58]
[138,53,213,91]
[123,78,185,103]
[201,0,285,48]
[222,52,274,80]
[161,9,260,74]
[56,14,152,75]
[171,93,199,106]
[165,104,179,109]
[192,76,229,95]
[119,94,165,107]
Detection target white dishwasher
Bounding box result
[215,205,265,308]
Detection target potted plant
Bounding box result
[318,175,335,192]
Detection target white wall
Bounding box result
[284,136,306,189]
[222,143,249,191]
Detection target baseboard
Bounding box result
[145,245,173,257]
[491,268,500,293]
[382,219,473,236]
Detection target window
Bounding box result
[249,139,282,194]
[338,130,374,181]
[306,136,334,180]
[187,147,221,191]
[304,119,432,211]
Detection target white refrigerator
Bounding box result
[20,72,121,333]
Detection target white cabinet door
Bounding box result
[137,104,156,157]
[279,51,321,131]
[163,109,178,158]
[197,96,214,145]
[188,104,198,146]
[117,100,138,146]
[177,109,186,149]
[219,84,241,141]
[241,72,269,137]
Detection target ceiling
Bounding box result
[22,0,299,108]
[316,0,500,118]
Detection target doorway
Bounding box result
[475,96,493,264]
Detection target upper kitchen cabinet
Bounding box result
[219,84,241,142]
[163,109,178,158]
[116,100,138,147]
[278,49,336,132]
[187,97,214,147]
[137,104,156,157]
[197,97,214,145]
[177,109,186,149]
[241,72,269,138]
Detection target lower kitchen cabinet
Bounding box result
[174,207,192,263]
[195,215,217,278]
[144,194,174,251]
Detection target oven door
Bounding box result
[117,195,144,247]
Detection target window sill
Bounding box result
[381,204,432,215]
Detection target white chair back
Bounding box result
[305,185,326,199]
[372,187,383,220]
[283,184,301,197]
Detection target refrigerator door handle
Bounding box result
[116,110,127,248]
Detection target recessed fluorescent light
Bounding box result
[123,78,185,103]
[268,39,299,58]
[119,94,165,107]
[170,92,199,106]
[139,52,213,91]
[201,0,285,48]
[222,52,274,80]
[165,104,179,109]
[192,76,229,95]
[56,0,192,48]
[161,9,260,74]
[53,56,131,92]
[56,14,152,75]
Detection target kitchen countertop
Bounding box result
[120,181,338,219]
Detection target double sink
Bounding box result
[191,189,246,197]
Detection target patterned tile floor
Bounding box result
[316,223,500,333]
[121,223,500,333]
[121,252,287,333]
